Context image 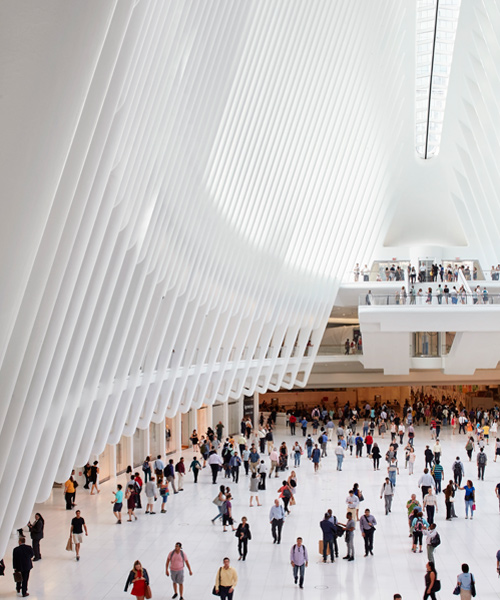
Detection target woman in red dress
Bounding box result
[124,560,149,599]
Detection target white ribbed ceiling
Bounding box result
[1,0,500,556]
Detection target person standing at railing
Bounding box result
[365,291,372,305]
[353,264,360,282]
[436,285,443,304]
[483,287,489,304]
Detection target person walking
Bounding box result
[222,493,236,532]
[335,442,345,471]
[70,509,88,561]
[111,484,123,524]
[418,468,435,500]
[477,448,487,480]
[64,472,76,510]
[258,460,267,490]
[411,511,428,553]
[164,459,178,494]
[12,537,34,597]
[27,513,44,561]
[229,453,242,483]
[424,523,440,563]
[293,442,303,467]
[424,446,434,470]
[166,542,193,599]
[278,480,292,514]
[153,455,165,484]
[214,557,237,600]
[124,560,150,600]
[380,478,394,515]
[126,484,138,521]
[312,444,321,472]
[159,480,169,513]
[235,517,252,561]
[431,460,444,494]
[423,562,439,600]
[458,480,476,519]
[452,456,464,486]
[211,485,226,524]
[144,476,157,514]
[290,537,308,588]
[249,473,261,507]
[175,457,186,491]
[388,458,399,487]
[269,447,279,477]
[189,456,202,483]
[208,451,223,484]
[372,443,381,470]
[359,508,377,556]
[423,488,438,525]
[456,563,475,600]
[269,499,285,544]
[465,437,475,461]
[320,513,336,563]
[142,456,152,482]
[90,461,100,494]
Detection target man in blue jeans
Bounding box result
[290,537,308,589]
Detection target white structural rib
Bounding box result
[7,0,500,559]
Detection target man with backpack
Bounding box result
[425,523,440,563]
[290,537,308,588]
[164,459,178,493]
[166,542,193,600]
[452,457,464,486]
[477,449,488,480]
[154,455,165,484]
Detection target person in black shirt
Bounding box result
[70,510,88,561]
[27,513,44,561]
[12,537,34,597]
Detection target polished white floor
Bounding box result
[1,423,500,599]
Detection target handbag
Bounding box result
[13,571,22,583]
[471,574,476,597]
[212,567,222,596]
[453,584,460,595]
[66,536,73,552]
[472,503,476,511]
[145,584,152,599]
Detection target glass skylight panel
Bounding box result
[415,0,461,158]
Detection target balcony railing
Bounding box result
[317,344,363,356]
[360,292,500,306]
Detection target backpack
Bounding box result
[453,461,462,475]
[478,453,487,465]
[430,532,441,547]
[283,487,292,499]
[414,518,424,532]
[142,461,149,472]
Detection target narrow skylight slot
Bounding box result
[416,0,461,159]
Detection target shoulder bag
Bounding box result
[471,574,476,597]
[212,568,222,596]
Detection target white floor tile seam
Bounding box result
[0,425,499,598]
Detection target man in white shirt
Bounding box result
[346,491,359,513]
[208,451,223,484]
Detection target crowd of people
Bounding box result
[4,391,500,598]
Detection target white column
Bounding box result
[222,402,229,434]
[174,413,182,453]
[253,393,260,428]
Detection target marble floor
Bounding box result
[1,422,500,599]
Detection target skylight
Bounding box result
[416,0,461,159]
